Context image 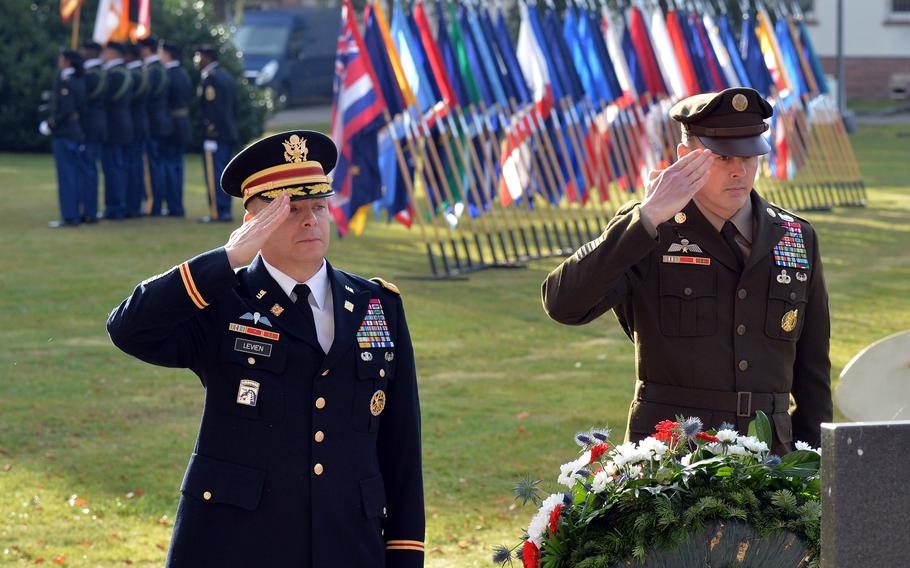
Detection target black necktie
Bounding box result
[292,283,319,346]
[721,221,745,271]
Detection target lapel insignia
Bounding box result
[361,351,373,361]
[662,255,711,266]
[270,303,285,317]
[781,308,799,332]
[256,290,267,299]
[240,312,273,327]
[384,351,394,362]
[236,380,260,407]
[773,221,810,270]
[674,212,687,224]
[370,390,386,416]
[344,300,354,312]
[344,285,354,293]
[776,269,792,284]
[357,298,395,348]
[667,238,703,254]
[796,271,808,283]
[229,322,280,341]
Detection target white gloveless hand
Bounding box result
[224,191,291,268]
[203,139,218,153]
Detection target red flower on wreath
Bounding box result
[696,432,720,443]
[589,443,610,463]
[549,503,562,534]
[653,420,681,443]
[522,540,540,568]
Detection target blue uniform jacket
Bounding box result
[198,64,238,144]
[48,71,85,142]
[128,64,150,142]
[107,249,425,567]
[146,61,173,139]
[166,64,193,150]
[81,65,107,143]
[104,63,133,145]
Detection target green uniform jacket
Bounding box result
[541,191,832,453]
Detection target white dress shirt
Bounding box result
[260,255,334,354]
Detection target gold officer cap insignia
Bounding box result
[282,134,308,164]
[732,93,749,112]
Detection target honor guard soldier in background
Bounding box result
[79,41,106,224]
[160,41,192,217]
[139,36,172,216]
[195,45,238,224]
[107,130,425,567]
[100,41,133,220]
[42,49,86,228]
[125,43,150,218]
[542,87,831,455]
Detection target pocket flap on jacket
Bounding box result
[180,453,266,511]
[359,474,387,519]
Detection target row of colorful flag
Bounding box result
[61,0,151,45]
[328,0,862,256]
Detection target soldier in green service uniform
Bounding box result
[541,87,831,455]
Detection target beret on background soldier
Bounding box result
[670,87,774,157]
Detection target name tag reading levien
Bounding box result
[662,255,711,266]
[234,338,272,357]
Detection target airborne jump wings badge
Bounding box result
[240,312,273,327]
[667,239,703,254]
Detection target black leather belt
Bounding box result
[635,380,790,418]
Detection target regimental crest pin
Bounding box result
[240,312,272,327]
[370,390,386,416]
[796,272,808,282]
[667,239,703,254]
[781,308,799,333]
[270,303,285,317]
[236,379,260,407]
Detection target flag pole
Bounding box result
[71,8,81,49]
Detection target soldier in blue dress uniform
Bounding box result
[159,41,192,217]
[195,45,238,223]
[139,36,172,216]
[43,49,86,228]
[125,43,150,217]
[79,41,106,223]
[100,41,133,220]
[107,130,425,567]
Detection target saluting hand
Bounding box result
[640,149,714,227]
[224,191,290,268]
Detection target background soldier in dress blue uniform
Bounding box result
[542,88,832,455]
[195,45,238,224]
[79,41,106,224]
[159,41,192,217]
[139,36,172,216]
[42,49,86,228]
[125,43,150,218]
[107,130,425,567]
[100,41,133,220]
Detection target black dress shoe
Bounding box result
[81,216,99,224]
[216,216,233,223]
[48,220,80,228]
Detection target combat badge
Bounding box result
[370,390,386,416]
[236,379,259,407]
[361,351,373,362]
[776,269,792,284]
[781,309,799,333]
[384,351,394,362]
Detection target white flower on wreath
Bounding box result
[727,444,751,457]
[604,461,619,476]
[527,493,565,546]
[591,470,612,494]
[611,442,648,467]
[557,452,591,488]
[680,453,693,466]
[638,436,669,457]
[736,435,769,454]
[715,429,738,443]
[795,441,821,455]
[628,464,643,479]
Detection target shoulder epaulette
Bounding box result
[370,277,400,295]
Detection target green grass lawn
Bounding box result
[1,125,909,566]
